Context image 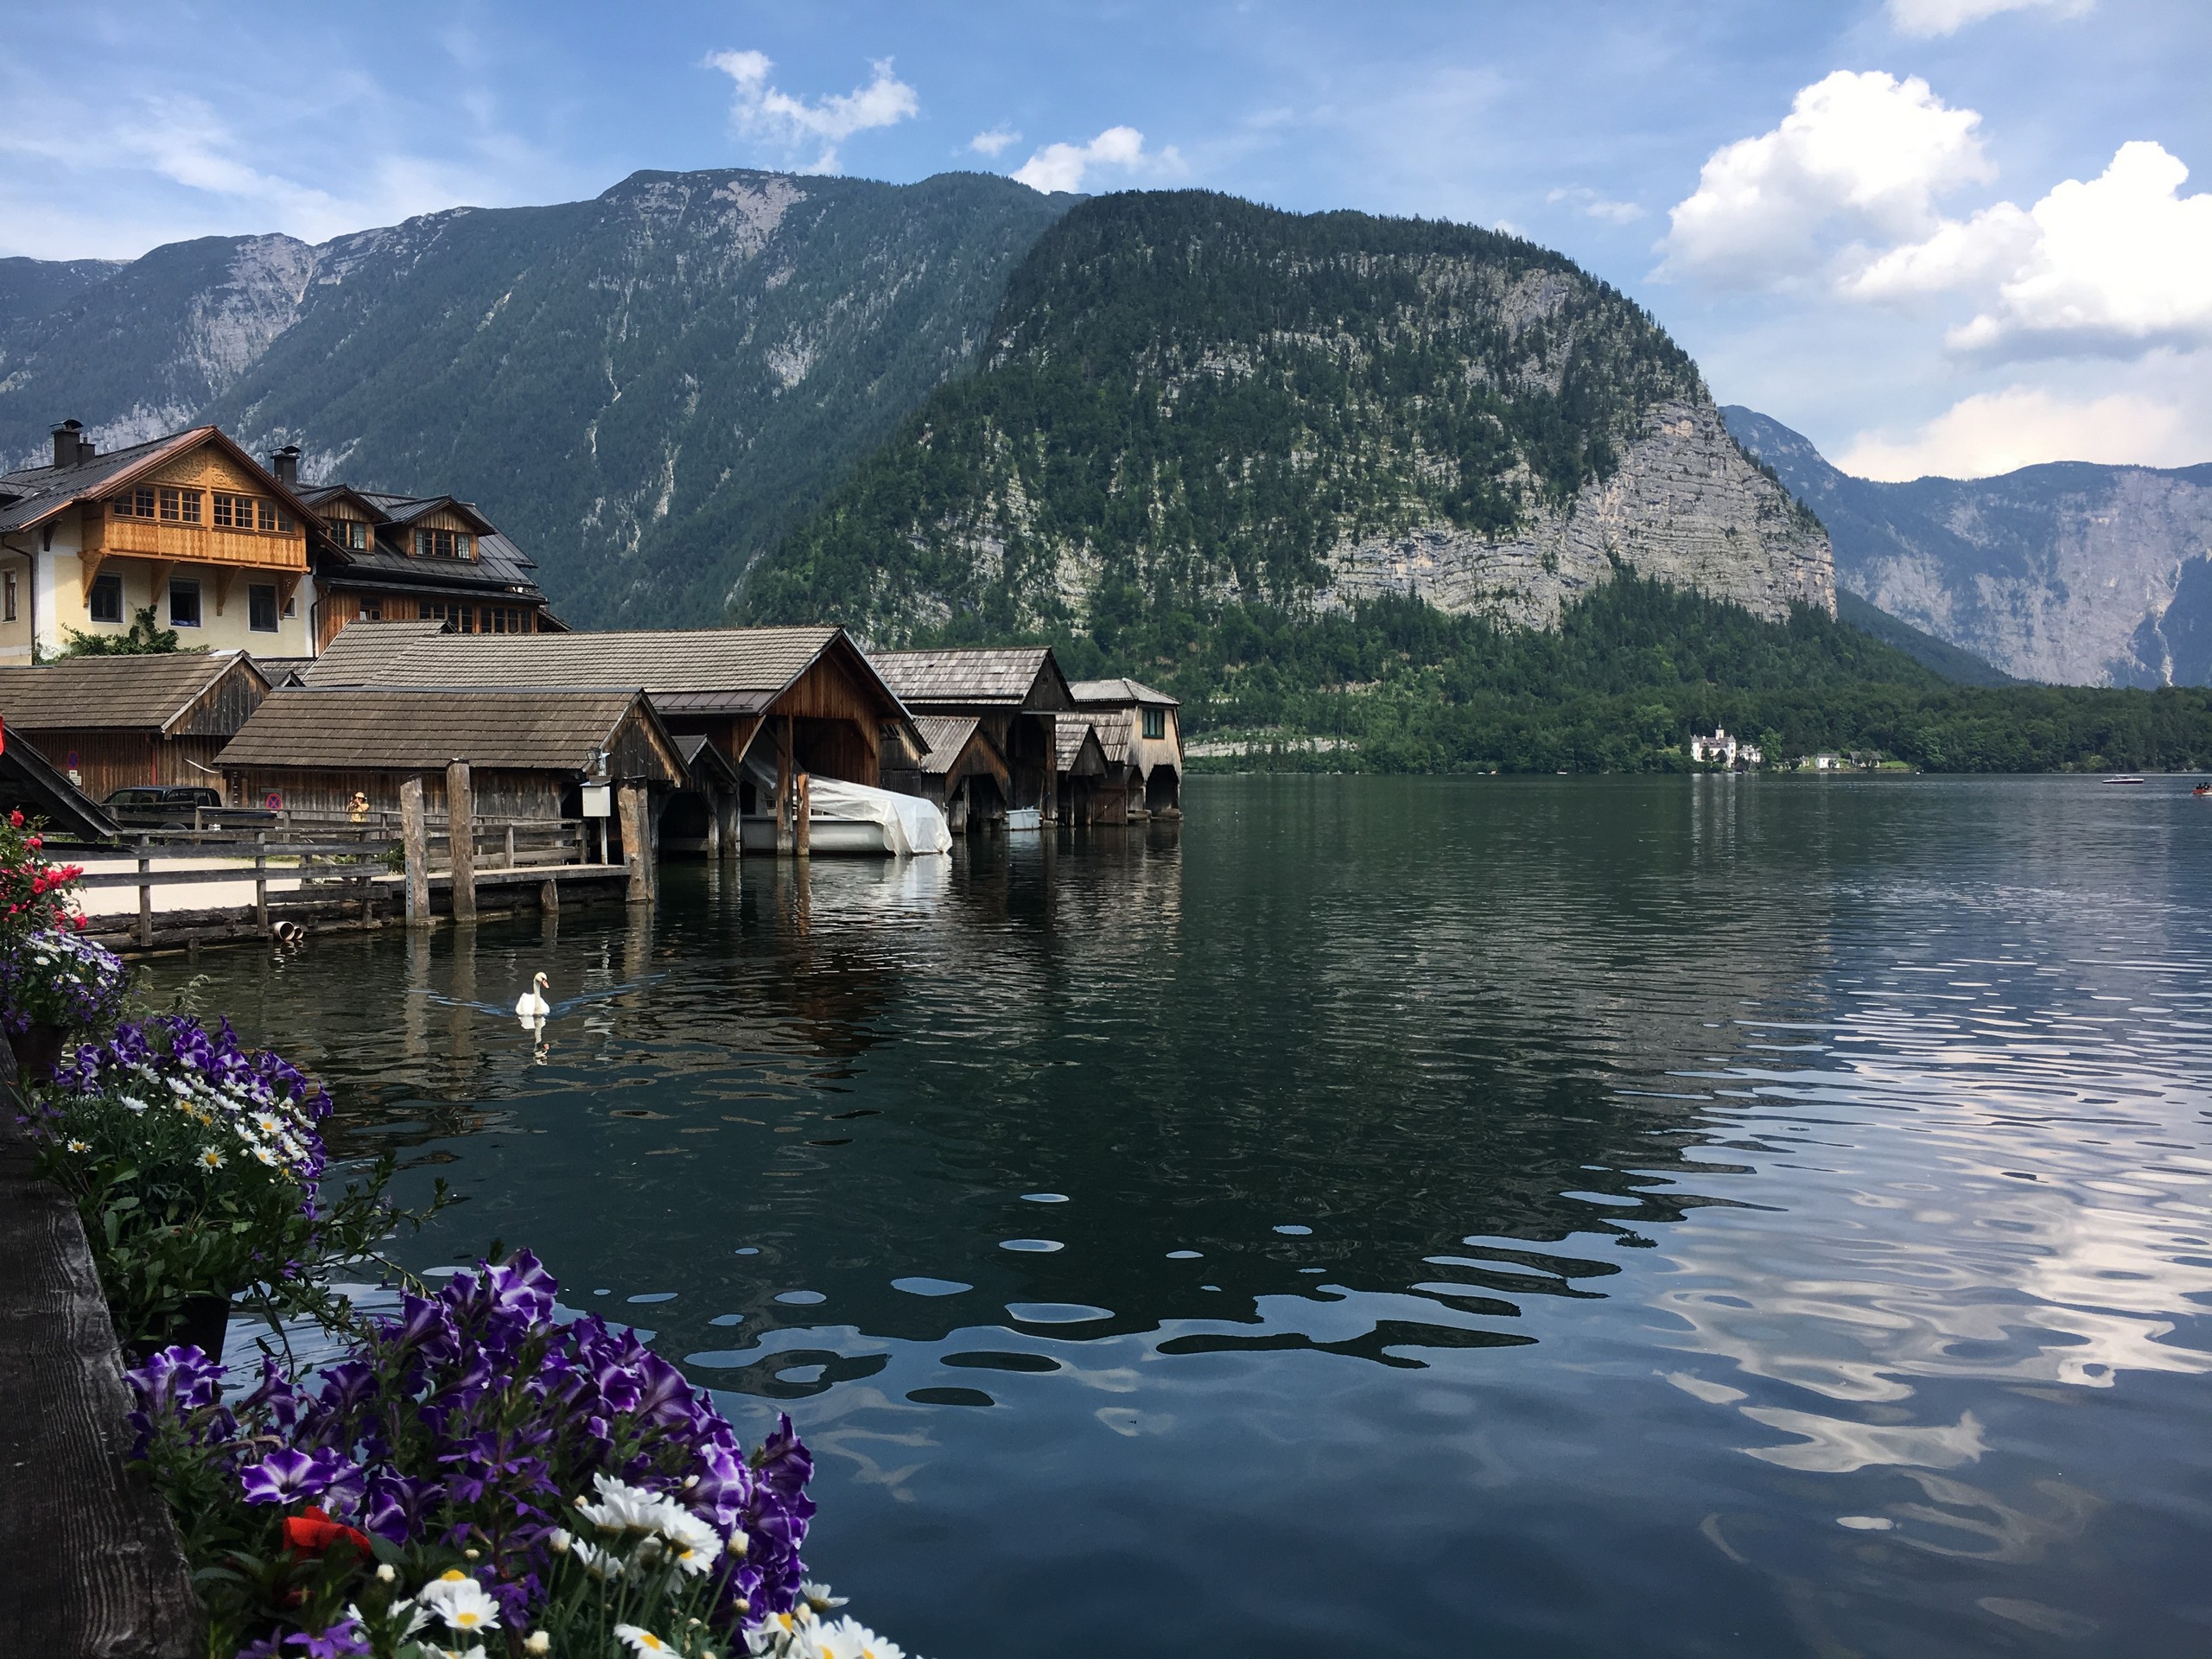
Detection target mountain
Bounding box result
[1833,588,2014,686]
[0,170,1070,626]
[743,190,1833,645]
[1723,406,2212,688]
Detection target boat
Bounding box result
[2194,783,2211,798]
[739,767,951,855]
[2103,776,2146,785]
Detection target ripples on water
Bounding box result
[169,776,2212,1656]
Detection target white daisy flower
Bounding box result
[66,1138,90,1154]
[801,1583,848,1615]
[613,1624,677,1656]
[118,1095,149,1114]
[817,1618,904,1659]
[417,1572,502,1635]
[197,1147,226,1170]
[576,1473,677,1535]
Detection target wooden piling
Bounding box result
[252,831,269,931]
[400,776,429,926]
[715,786,741,865]
[135,837,152,950]
[775,718,794,857]
[446,760,476,923]
[619,781,651,906]
[795,772,811,859]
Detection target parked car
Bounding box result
[101,786,279,831]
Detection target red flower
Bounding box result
[25,836,40,849]
[7,810,20,828]
[281,1507,372,1558]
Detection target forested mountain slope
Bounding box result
[1724,406,2212,688]
[0,171,1069,626]
[744,191,1832,644]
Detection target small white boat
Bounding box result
[2103,775,2147,785]
[740,776,950,855]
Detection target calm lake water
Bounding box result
[154,776,2212,1656]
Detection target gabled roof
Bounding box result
[1070,676,1179,708]
[366,493,499,535]
[1054,718,1107,777]
[219,686,680,779]
[0,730,118,841]
[871,647,1072,712]
[673,733,741,791]
[0,425,324,536]
[295,484,392,523]
[0,652,270,734]
[302,625,913,722]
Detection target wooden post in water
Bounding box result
[446,760,476,923]
[619,781,651,906]
[253,831,269,931]
[795,772,811,859]
[715,785,741,865]
[135,836,152,949]
[775,718,794,857]
[539,876,559,915]
[400,776,429,926]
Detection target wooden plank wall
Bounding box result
[225,767,569,819]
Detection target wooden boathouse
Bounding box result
[0,652,271,801]
[1071,677,1185,819]
[301,620,919,854]
[1053,718,1110,826]
[871,648,1072,823]
[881,715,1012,833]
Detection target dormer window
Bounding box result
[332,520,370,550]
[414,528,474,559]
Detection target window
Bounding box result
[1142,706,1166,740]
[486,607,527,634]
[249,583,278,632]
[333,520,369,550]
[156,486,201,524]
[413,528,474,559]
[257,499,294,533]
[3,569,15,623]
[111,487,156,518]
[169,579,201,628]
[213,493,246,528]
[356,599,384,622]
[89,573,124,624]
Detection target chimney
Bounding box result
[270,444,300,486]
[50,419,82,469]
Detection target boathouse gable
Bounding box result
[1071,677,1184,819]
[872,647,1073,822]
[0,652,272,801]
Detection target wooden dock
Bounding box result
[0,1052,198,1654]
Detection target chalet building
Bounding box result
[0,652,271,803]
[1053,718,1110,825]
[300,620,919,849]
[871,648,1073,822]
[1070,677,1184,818]
[882,715,1012,832]
[0,423,318,663]
[218,685,683,823]
[289,454,563,649]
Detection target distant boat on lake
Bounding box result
[2103,775,2147,785]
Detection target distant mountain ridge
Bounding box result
[1723,406,2212,688]
[0,170,1071,627]
[746,190,1833,645]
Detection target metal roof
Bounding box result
[1069,676,1179,708]
[300,624,907,719]
[219,686,661,774]
[0,652,269,734]
[871,647,1071,711]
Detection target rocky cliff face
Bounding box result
[748,191,1833,643]
[1725,406,2212,687]
[1323,399,1832,627]
[0,170,1068,626]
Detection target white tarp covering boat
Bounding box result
[737,760,950,855]
[807,777,951,855]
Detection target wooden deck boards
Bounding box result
[0,1056,199,1655]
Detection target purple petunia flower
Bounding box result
[239,1446,351,1506]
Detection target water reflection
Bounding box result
[161,778,2212,1657]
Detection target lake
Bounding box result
[153,775,2212,1656]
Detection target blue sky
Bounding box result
[3,0,2207,480]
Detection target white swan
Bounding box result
[515,971,551,1020]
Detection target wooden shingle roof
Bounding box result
[1069,676,1178,708]
[1054,718,1107,778]
[0,652,270,734]
[912,715,982,774]
[219,686,677,778]
[871,647,1071,711]
[302,624,899,717]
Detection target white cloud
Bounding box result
[969,126,1020,158]
[1011,126,1179,194]
[1946,142,2212,354]
[1659,71,1992,287]
[1834,384,2194,480]
[703,50,918,175]
[1548,186,1643,224]
[1843,200,2038,299]
[1887,0,2091,38]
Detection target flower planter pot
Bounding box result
[129,1294,233,1365]
[7,1020,66,1082]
